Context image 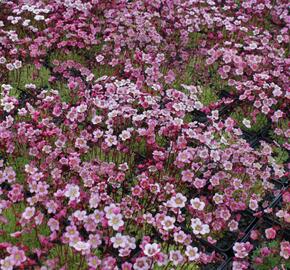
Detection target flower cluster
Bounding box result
[232,220,290,270]
[0,0,289,269]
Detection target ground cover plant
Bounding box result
[0,0,289,269]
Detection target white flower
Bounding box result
[191,218,210,235]
[185,246,200,261]
[105,134,118,147]
[22,207,35,220]
[76,103,87,113]
[89,193,100,209]
[144,243,160,257]
[91,115,102,125]
[96,55,104,63]
[3,102,15,113]
[0,257,13,270]
[64,184,80,201]
[111,233,126,249]
[34,15,45,21]
[242,118,251,129]
[213,193,224,205]
[108,214,124,231]
[72,241,90,252]
[48,218,60,232]
[276,210,285,218]
[249,199,258,211]
[119,130,131,141]
[73,210,87,221]
[104,204,117,219]
[190,198,205,211]
[168,193,187,208]
[161,216,175,231]
[273,87,282,97]
[127,236,136,250]
[228,220,239,232]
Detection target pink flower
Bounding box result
[282,192,290,203]
[228,220,239,232]
[265,228,276,240]
[96,55,104,63]
[122,262,133,270]
[105,134,118,147]
[72,241,90,253]
[88,256,101,269]
[191,218,210,235]
[190,198,205,211]
[193,178,206,189]
[48,218,60,232]
[161,216,176,231]
[108,214,124,231]
[164,70,175,84]
[22,207,35,220]
[133,257,150,270]
[260,247,271,256]
[0,257,13,270]
[280,241,290,259]
[167,193,187,208]
[233,242,253,258]
[64,184,80,202]
[185,246,200,261]
[169,250,184,266]
[111,233,126,249]
[232,261,249,270]
[173,231,187,244]
[7,247,26,266]
[250,230,259,240]
[249,199,259,211]
[143,243,160,257]
[89,234,102,248]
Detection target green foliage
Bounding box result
[154,264,199,270]
[82,145,135,166]
[231,107,268,133]
[49,50,86,65]
[54,81,72,103]
[199,85,219,106]
[48,245,87,270]
[8,65,50,95]
[187,32,203,49]
[252,241,286,270]
[92,64,117,79]
[163,56,231,106]
[270,119,289,146]
[272,146,289,164]
[0,204,50,248]
[7,155,28,184]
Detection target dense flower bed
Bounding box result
[0,1,289,270]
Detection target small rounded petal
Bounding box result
[143,243,160,257]
[265,228,276,240]
[185,246,200,261]
[22,207,35,220]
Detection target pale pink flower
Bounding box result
[111,233,126,249]
[185,246,200,261]
[191,218,210,235]
[190,198,205,211]
[22,207,35,220]
[265,228,276,239]
[143,243,160,257]
[64,184,80,202]
[168,193,187,208]
[161,216,176,231]
[280,241,290,259]
[108,214,124,231]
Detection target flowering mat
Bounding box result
[0,1,289,270]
